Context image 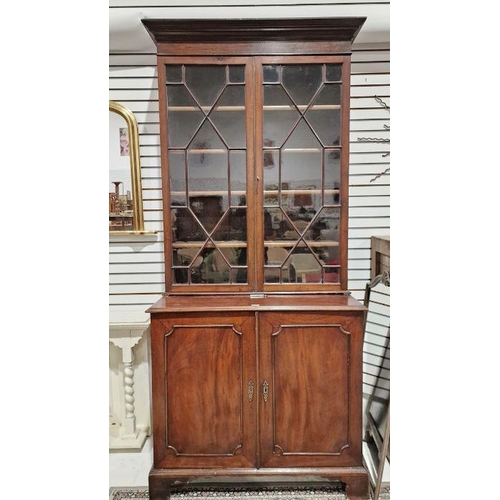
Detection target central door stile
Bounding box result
[255,310,261,469]
[245,56,258,292]
[242,313,259,468]
[253,56,265,291]
[256,312,274,467]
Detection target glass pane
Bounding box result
[263,65,280,83]
[282,122,322,215]
[264,245,291,283]
[174,207,207,241]
[275,214,297,241]
[324,150,341,205]
[230,151,246,199]
[282,120,321,150]
[169,151,186,205]
[188,121,228,193]
[326,64,342,82]
[229,66,245,83]
[174,245,202,267]
[323,265,340,283]
[189,195,225,235]
[167,86,205,148]
[282,65,322,106]
[288,249,323,283]
[263,85,300,146]
[306,84,341,146]
[211,86,246,148]
[324,150,340,205]
[226,207,248,241]
[263,148,277,171]
[200,248,238,284]
[264,186,279,207]
[315,207,341,265]
[266,207,283,234]
[166,65,183,83]
[185,66,226,107]
[212,208,247,241]
[173,246,204,284]
[263,150,279,204]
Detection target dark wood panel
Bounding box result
[166,324,243,455]
[142,18,366,44]
[272,324,349,454]
[147,292,366,313]
[259,311,365,468]
[151,313,257,468]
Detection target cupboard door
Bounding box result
[258,311,363,468]
[151,313,257,468]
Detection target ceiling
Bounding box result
[109,2,390,53]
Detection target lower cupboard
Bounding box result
[147,293,369,499]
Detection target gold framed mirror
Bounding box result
[109,100,155,235]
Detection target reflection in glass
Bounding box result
[263,86,300,146]
[306,85,342,146]
[282,65,322,105]
[169,151,187,205]
[212,86,246,148]
[326,64,342,82]
[324,150,341,205]
[213,207,247,242]
[166,65,183,83]
[185,65,226,107]
[167,87,205,148]
[229,151,246,196]
[263,65,280,83]
[229,66,245,83]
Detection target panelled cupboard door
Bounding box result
[150,313,257,468]
[258,311,364,468]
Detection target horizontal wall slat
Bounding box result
[109,262,165,274]
[110,273,165,284]
[109,67,158,78]
[110,252,164,264]
[110,0,386,7]
[109,294,164,306]
[110,283,166,294]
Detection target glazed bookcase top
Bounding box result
[143,18,366,294]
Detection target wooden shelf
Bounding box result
[265,240,339,248]
[264,188,339,195]
[173,241,248,248]
[169,148,338,154]
[168,104,341,112]
[170,189,339,198]
[172,240,339,249]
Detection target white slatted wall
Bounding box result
[109,2,390,398]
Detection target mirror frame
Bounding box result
[109,100,155,235]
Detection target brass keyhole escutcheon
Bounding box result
[248,380,255,402]
[262,380,269,403]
